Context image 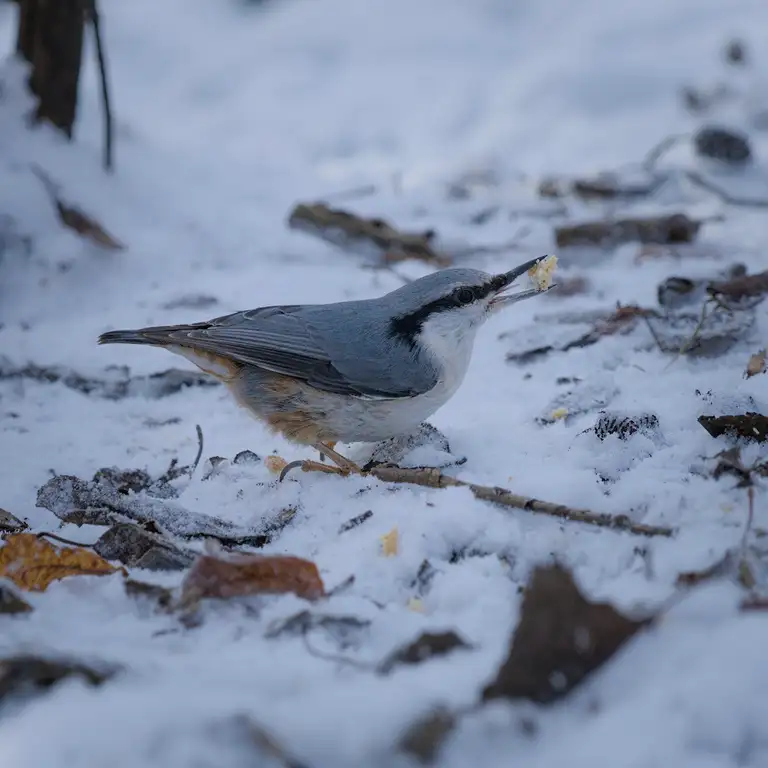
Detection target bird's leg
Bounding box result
[278,442,365,482]
[312,442,364,474]
[319,441,336,463]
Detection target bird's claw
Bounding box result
[278,449,366,482]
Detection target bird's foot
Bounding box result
[278,442,365,482]
[318,441,336,463]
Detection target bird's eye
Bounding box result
[454,287,476,306]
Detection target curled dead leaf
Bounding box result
[180,550,325,608]
[0,534,119,592]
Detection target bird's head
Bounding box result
[386,256,555,350]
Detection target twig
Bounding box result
[640,312,665,353]
[742,486,755,554]
[642,134,688,171]
[86,0,114,172]
[191,424,204,477]
[663,298,709,370]
[364,466,674,537]
[36,532,95,548]
[301,632,376,671]
[684,170,768,209]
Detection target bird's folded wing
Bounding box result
[178,306,433,399]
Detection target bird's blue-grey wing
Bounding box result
[173,304,438,399]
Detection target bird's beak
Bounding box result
[488,255,555,312]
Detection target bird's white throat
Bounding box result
[417,308,481,396]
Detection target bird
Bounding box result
[98,255,554,477]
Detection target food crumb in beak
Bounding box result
[528,254,558,291]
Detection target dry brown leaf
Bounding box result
[482,563,652,704]
[180,550,325,607]
[57,202,125,251]
[30,165,125,252]
[745,349,767,379]
[0,533,119,592]
[378,631,471,675]
[379,527,399,557]
[398,707,457,765]
[698,412,768,443]
[708,269,768,301]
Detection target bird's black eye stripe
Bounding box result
[389,281,495,345]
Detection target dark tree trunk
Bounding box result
[15,0,38,63]
[15,0,85,138]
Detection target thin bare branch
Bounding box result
[365,465,674,537]
[642,134,689,171]
[87,0,114,172]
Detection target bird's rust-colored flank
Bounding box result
[265,409,328,444]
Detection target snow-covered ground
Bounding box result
[1,0,768,765]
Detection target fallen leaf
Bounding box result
[398,707,457,765]
[123,578,174,613]
[482,563,651,704]
[711,446,756,487]
[0,508,27,533]
[0,655,118,705]
[94,522,194,571]
[698,412,768,443]
[379,527,399,557]
[30,165,125,251]
[265,455,288,474]
[378,631,471,675]
[745,349,767,379]
[0,583,33,614]
[180,550,325,607]
[0,534,119,592]
[56,201,125,250]
[708,268,768,302]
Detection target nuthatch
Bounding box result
[99,255,554,475]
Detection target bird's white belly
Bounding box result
[323,374,464,443]
[324,321,476,443]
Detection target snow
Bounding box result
[1,0,768,765]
